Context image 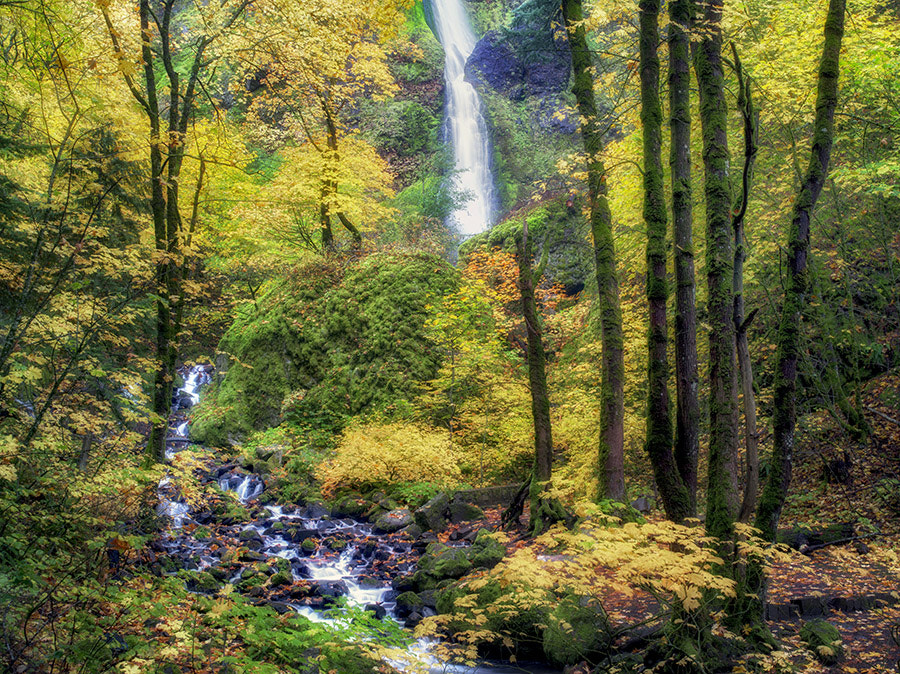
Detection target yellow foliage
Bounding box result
[317,421,462,495]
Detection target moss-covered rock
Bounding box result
[542,594,610,666]
[467,529,505,569]
[414,492,450,532]
[800,619,844,665]
[268,571,292,588]
[415,542,472,589]
[191,253,460,446]
[185,571,221,594]
[448,498,484,524]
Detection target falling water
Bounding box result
[432,0,496,238]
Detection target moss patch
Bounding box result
[192,253,460,446]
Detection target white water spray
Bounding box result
[432,0,496,237]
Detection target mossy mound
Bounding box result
[800,619,844,665]
[192,253,459,445]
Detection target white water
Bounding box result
[432,0,496,237]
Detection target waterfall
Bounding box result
[431,0,496,238]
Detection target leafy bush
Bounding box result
[317,421,462,496]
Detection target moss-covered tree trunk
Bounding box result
[516,222,567,535]
[694,0,740,539]
[563,0,626,502]
[669,0,700,517]
[641,0,691,522]
[756,0,846,542]
[730,48,761,524]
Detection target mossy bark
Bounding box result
[517,224,553,485]
[694,0,740,540]
[730,48,761,524]
[669,0,700,517]
[516,223,566,535]
[641,0,691,523]
[756,0,846,542]
[563,0,626,502]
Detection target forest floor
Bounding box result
[467,371,900,673]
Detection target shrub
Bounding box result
[317,421,462,496]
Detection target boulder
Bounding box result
[800,619,844,665]
[415,542,472,588]
[395,591,424,618]
[414,492,450,532]
[448,498,484,524]
[373,508,414,534]
[467,529,505,569]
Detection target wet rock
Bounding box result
[312,580,348,598]
[374,509,413,534]
[448,498,484,524]
[267,601,292,615]
[305,502,330,519]
[800,619,843,665]
[406,611,423,627]
[392,574,416,593]
[414,493,450,532]
[365,603,387,619]
[417,590,437,609]
[185,571,220,594]
[400,523,424,539]
[395,591,424,618]
[300,538,318,555]
[289,527,320,543]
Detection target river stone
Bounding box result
[448,498,484,524]
[374,508,413,533]
[269,571,291,587]
[395,591,424,618]
[238,528,261,542]
[414,492,450,532]
[305,502,330,519]
[416,542,472,585]
[365,604,387,619]
[467,529,505,569]
[312,580,348,598]
[400,523,424,539]
[331,496,372,520]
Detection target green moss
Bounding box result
[542,594,610,666]
[192,253,460,446]
[800,619,844,665]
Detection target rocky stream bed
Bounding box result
[152,366,560,673]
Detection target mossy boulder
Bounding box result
[415,542,472,588]
[542,594,610,666]
[800,619,844,665]
[395,591,425,618]
[467,529,505,569]
[414,492,450,532]
[373,508,414,533]
[185,571,220,594]
[268,571,292,588]
[330,496,372,521]
[448,498,484,524]
[191,253,460,446]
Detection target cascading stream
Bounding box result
[431,0,496,238]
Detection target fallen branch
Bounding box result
[865,405,900,428]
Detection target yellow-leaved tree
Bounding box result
[234,0,411,250]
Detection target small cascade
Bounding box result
[432,0,496,237]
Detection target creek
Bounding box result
[155,365,559,674]
[432,0,497,238]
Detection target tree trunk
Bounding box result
[694,0,740,540]
[669,0,699,516]
[756,0,846,541]
[641,0,691,522]
[141,0,171,466]
[730,48,761,524]
[517,221,563,535]
[562,0,626,502]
